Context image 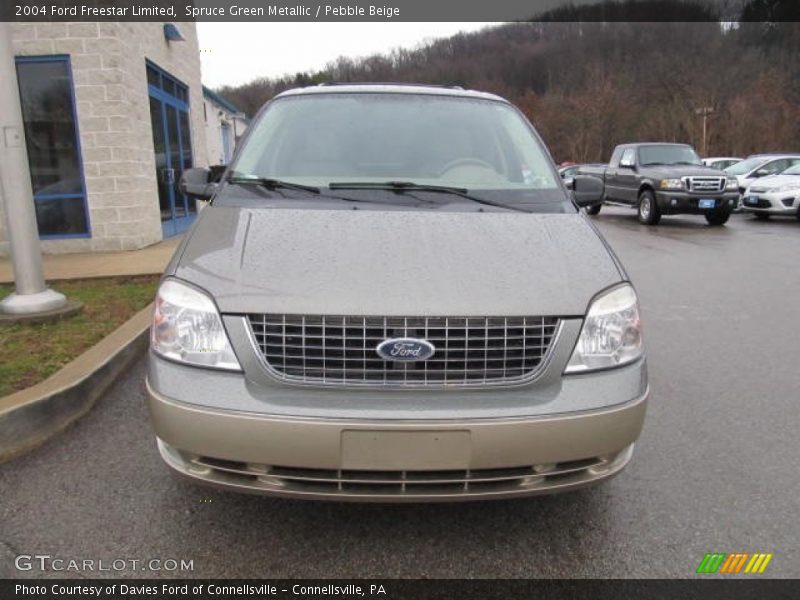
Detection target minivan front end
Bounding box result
[147,298,647,501]
[146,85,648,501]
[147,268,647,501]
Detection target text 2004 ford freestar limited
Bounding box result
[146,84,648,502]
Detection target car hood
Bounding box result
[172,206,622,316]
[643,165,727,177]
[749,174,800,191]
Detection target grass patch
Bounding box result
[0,276,158,397]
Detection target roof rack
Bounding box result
[316,82,464,90]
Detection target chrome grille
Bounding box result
[246,314,560,387]
[190,456,611,497]
[683,176,725,192]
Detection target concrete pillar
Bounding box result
[0,22,67,315]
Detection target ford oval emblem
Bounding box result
[376,338,436,362]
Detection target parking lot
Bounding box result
[1,206,798,579]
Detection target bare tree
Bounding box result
[215,2,800,161]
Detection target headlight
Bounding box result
[659,178,683,190]
[151,279,241,371]
[565,284,644,373]
[726,178,738,190]
[768,184,800,193]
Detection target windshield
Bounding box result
[638,145,701,166]
[232,93,560,193]
[724,156,768,175]
[781,164,800,176]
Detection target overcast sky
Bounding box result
[197,23,497,88]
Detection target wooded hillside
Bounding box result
[217,1,800,162]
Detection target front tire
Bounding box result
[637,190,661,225]
[585,204,602,216]
[705,209,730,226]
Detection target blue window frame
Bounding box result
[146,60,195,238]
[146,61,190,111]
[15,55,91,239]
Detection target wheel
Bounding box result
[705,209,730,226]
[585,204,602,216]
[637,190,661,225]
[753,213,770,221]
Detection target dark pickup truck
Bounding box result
[578,143,739,225]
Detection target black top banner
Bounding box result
[2,0,799,22]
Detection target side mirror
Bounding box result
[753,168,770,178]
[563,176,575,190]
[571,175,604,207]
[619,158,635,169]
[180,167,216,201]
[208,164,227,183]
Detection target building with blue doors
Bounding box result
[203,85,248,168]
[1,22,209,254]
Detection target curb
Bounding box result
[0,303,153,463]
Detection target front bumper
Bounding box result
[654,191,739,215]
[147,380,648,502]
[741,192,800,215]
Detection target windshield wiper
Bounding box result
[226,175,404,206]
[328,181,530,213]
[227,176,321,194]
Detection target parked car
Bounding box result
[578,143,739,225]
[147,84,648,502]
[724,154,800,196]
[701,157,742,170]
[741,162,800,220]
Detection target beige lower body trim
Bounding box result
[147,380,647,502]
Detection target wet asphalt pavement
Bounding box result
[2,206,799,579]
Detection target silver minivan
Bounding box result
[147,84,648,502]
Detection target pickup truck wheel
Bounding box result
[705,209,730,226]
[637,190,661,225]
[585,204,602,216]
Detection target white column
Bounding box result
[0,22,67,315]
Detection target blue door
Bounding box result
[147,62,196,238]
